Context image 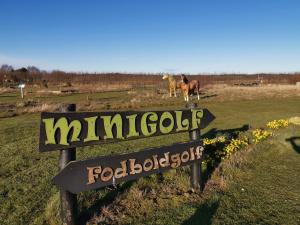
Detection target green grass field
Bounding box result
[0,90,300,225]
[130,126,300,225]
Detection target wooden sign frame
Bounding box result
[38,103,215,225]
[53,140,204,194]
[39,108,215,152]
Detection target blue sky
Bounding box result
[0,0,300,73]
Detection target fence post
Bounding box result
[20,86,24,99]
[188,102,203,191]
[59,104,77,225]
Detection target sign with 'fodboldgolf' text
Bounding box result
[53,141,204,193]
[39,109,215,152]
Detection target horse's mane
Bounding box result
[181,74,189,84]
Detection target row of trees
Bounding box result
[1,64,300,87]
[0,64,42,73]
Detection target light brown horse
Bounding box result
[180,74,200,101]
[162,74,178,97]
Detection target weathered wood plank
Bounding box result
[39,108,214,152]
[53,140,204,194]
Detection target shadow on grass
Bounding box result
[201,125,249,189]
[285,137,300,154]
[203,125,250,139]
[201,94,218,99]
[183,125,249,225]
[78,180,135,224]
[182,200,220,225]
[188,91,217,100]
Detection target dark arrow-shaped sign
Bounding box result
[39,108,215,152]
[53,140,204,194]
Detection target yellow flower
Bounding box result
[266,119,289,129]
[252,129,273,143]
[223,137,248,158]
[203,136,226,146]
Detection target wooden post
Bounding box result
[188,102,203,191]
[59,104,77,225]
[20,87,24,99]
[18,84,25,99]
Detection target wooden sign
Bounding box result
[53,140,204,194]
[39,108,215,152]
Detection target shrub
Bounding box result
[223,137,249,158]
[203,136,226,146]
[266,119,289,129]
[252,129,273,143]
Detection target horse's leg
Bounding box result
[186,90,189,102]
[197,82,200,100]
[189,84,193,96]
[169,87,172,97]
[174,87,177,97]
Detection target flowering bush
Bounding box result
[266,119,289,129]
[203,135,229,168]
[204,117,292,166]
[203,136,226,146]
[252,129,273,143]
[223,137,248,158]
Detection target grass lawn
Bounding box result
[132,126,300,225]
[210,126,300,225]
[0,94,299,225]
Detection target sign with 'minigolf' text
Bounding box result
[39,109,215,152]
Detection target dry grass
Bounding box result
[19,103,61,113]
[11,100,61,114]
[88,170,201,225]
[0,87,16,94]
[203,84,300,102]
[1,83,300,117]
[76,83,134,93]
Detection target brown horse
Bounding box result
[180,74,200,101]
[178,80,190,101]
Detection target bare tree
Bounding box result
[0,64,14,72]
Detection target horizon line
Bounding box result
[1,62,300,75]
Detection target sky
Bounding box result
[0,0,300,74]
